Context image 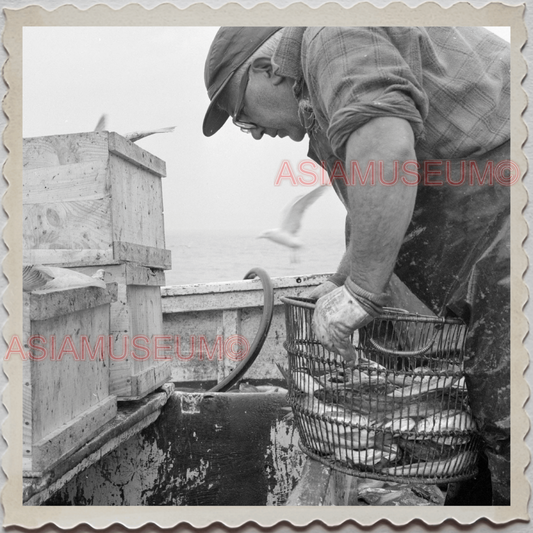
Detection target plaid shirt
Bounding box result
[273,26,510,161]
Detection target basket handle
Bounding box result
[366,335,437,357]
[366,307,439,357]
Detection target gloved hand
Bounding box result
[305,280,339,300]
[312,285,373,361]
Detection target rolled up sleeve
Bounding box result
[301,27,428,159]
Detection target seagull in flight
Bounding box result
[258,186,328,262]
[94,114,175,143]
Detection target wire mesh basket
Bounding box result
[282,296,481,484]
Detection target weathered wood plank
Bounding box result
[72,263,166,288]
[109,156,166,250]
[123,264,166,287]
[23,132,109,169]
[23,248,115,266]
[24,284,118,474]
[109,359,133,397]
[29,305,112,442]
[32,396,117,473]
[129,361,173,400]
[23,198,113,251]
[219,309,241,381]
[113,241,171,270]
[102,282,170,400]
[63,266,169,400]
[25,410,161,503]
[167,310,222,382]
[161,274,327,314]
[162,275,328,383]
[28,284,116,322]
[162,289,307,313]
[108,131,166,177]
[162,273,331,298]
[23,161,108,204]
[23,131,169,269]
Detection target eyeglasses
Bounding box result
[232,66,257,133]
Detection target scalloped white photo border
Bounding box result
[1,2,528,529]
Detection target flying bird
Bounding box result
[257,186,328,263]
[94,114,108,132]
[93,114,176,143]
[123,126,176,143]
[23,265,108,293]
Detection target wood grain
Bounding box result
[23,248,115,266]
[23,198,113,251]
[28,285,114,322]
[32,396,117,473]
[23,131,169,268]
[23,284,117,473]
[108,132,166,177]
[23,132,109,169]
[112,242,171,270]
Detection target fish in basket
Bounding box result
[281,296,481,484]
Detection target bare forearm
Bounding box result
[344,117,417,294]
[331,243,352,283]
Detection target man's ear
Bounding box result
[250,57,285,86]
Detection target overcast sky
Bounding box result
[23,26,510,236]
[22,26,345,236]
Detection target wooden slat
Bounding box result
[23,132,168,268]
[23,161,108,204]
[23,132,109,169]
[23,249,115,267]
[109,359,134,397]
[162,285,315,314]
[28,285,115,322]
[25,410,161,499]
[124,264,165,286]
[127,285,164,377]
[113,241,171,270]
[71,268,168,400]
[109,156,166,250]
[32,396,117,472]
[23,198,113,251]
[219,309,241,381]
[130,361,171,400]
[29,304,113,443]
[129,360,172,400]
[108,131,166,177]
[72,263,166,288]
[161,273,332,297]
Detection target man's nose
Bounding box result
[251,127,266,140]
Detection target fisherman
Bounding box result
[202,26,511,505]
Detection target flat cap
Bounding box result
[203,27,283,137]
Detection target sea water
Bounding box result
[163,227,346,286]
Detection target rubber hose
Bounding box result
[207,267,275,392]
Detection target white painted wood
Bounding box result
[23,131,170,269]
[23,285,117,473]
[161,273,330,313]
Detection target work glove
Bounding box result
[305,280,339,300]
[312,285,373,362]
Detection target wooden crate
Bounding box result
[72,263,172,400]
[23,131,171,270]
[23,285,118,475]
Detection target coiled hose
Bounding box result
[208,267,274,392]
